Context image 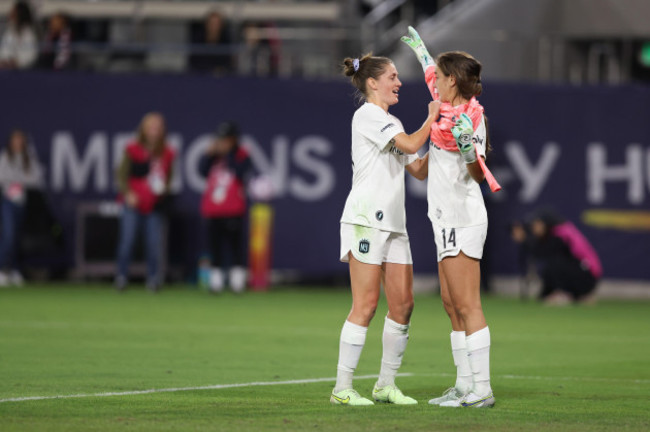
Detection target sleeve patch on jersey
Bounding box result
[380,123,395,133]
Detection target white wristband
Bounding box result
[462,148,477,164]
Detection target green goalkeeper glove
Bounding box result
[451,113,477,164]
[400,26,435,72]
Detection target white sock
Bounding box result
[334,320,368,393]
[466,326,492,397]
[376,317,409,388]
[229,266,247,293]
[450,331,473,393]
[209,268,224,293]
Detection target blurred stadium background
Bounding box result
[1,2,650,432]
[1,0,650,297]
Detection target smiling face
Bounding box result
[367,62,401,109]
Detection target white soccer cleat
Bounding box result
[9,271,24,286]
[428,387,466,405]
[209,268,224,293]
[330,388,374,406]
[229,266,247,294]
[372,384,418,405]
[440,391,495,408]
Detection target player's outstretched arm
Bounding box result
[392,100,440,154]
[400,26,435,72]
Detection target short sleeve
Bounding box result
[472,115,487,159]
[355,105,405,151]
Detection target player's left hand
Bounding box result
[400,26,435,70]
[451,113,477,163]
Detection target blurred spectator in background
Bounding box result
[115,112,176,293]
[0,129,43,286]
[198,121,254,294]
[510,208,602,305]
[0,1,38,70]
[38,11,73,70]
[239,21,280,76]
[188,10,233,75]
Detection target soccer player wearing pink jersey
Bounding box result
[402,26,500,408]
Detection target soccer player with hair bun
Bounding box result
[331,53,439,406]
[402,26,500,408]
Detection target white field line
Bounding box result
[1,372,647,404]
[0,373,411,404]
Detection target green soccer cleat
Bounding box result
[372,384,418,405]
[330,388,374,406]
[428,387,466,405]
[439,391,495,408]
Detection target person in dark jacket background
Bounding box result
[511,208,602,305]
[199,121,254,293]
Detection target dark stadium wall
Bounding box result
[1,71,650,280]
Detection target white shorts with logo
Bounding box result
[432,223,487,262]
[340,223,413,265]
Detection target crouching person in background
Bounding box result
[199,121,253,293]
[510,208,602,305]
[0,129,43,286]
[115,112,175,293]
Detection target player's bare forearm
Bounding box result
[406,153,429,180]
[393,101,440,154]
[467,158,486,183]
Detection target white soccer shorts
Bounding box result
[339,223,413,265]
[431,223,487,262]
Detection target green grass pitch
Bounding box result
[0,284,649,431]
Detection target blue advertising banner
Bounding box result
[1,71,649,280]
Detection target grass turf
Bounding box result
[0,284,648,431]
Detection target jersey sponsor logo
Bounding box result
[472,136,484,146]
[388,145,405,156]
[359,239,370,254]
[375,210,384,221]
[380,123,395,133]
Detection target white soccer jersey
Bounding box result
[340,102,419,234]
[427,115,488,228]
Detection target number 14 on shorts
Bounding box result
[441,228,456,249]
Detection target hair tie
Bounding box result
[353,58,360,72]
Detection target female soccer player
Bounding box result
[331,53,439,406]
[401,26,499,408]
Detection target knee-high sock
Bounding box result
[376,317,410,388]
[450,331,473,393]
[334,320,368,392]
[466,326,492,396]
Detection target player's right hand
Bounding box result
[451,113,477,163]
[428,100,441,121]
